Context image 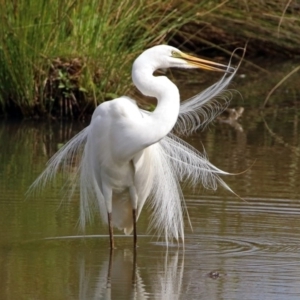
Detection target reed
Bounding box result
[0,0,298,118]
[175,1,300,56]
[0,0,203,118]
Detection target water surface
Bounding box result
[0,105,299,299]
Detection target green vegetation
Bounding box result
[0,0,299,119]
[0,0,200,118]
[176,1,300,56]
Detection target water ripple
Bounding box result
[185,235,260,256]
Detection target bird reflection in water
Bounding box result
[78,248,184,300]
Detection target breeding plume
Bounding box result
[31,45,240,248]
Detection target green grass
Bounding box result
[0,0,299,118]
[0,0,207,118]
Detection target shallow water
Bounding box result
[0,105,299,299]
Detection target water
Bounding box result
[0,105,299,300]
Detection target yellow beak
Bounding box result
[180,52,233,73]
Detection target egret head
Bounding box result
[135,45,234,73]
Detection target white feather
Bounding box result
[176,59,239,135]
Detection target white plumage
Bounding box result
[30,45,240,247]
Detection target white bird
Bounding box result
[30,45,240,248]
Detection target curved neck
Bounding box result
[132,63,180,144]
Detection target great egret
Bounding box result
[31,45,240,248]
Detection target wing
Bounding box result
[28,96,155,230]
[91,96,155,163]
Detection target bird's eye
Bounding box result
[171,51,182,58]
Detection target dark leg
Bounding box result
[108,212,114,249]
[133,209,137,248]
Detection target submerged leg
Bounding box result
[106,246,114,290]
[107,212,114,249]
[132,246,137,288]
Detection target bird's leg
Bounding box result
[107,212,114,249]
[132,208,137,248]
[129,186,138,248]
[101,181,114,249]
